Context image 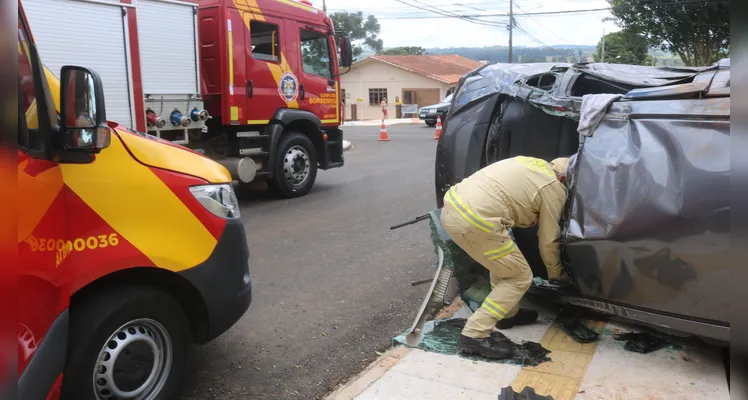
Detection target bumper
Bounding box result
[180,218,252,343]
[419,111,445,121]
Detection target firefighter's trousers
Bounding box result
[440,200,533,339]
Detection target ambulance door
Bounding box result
[17,8,72,396]
[242,13,291,124]
[297,26,338,124]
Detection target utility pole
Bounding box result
[508,0,513,63]
[601,27,605,62]
[322,0,326,12]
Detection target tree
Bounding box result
[330,11,383,60]
[607,0,729,66]
[594,28,649,65]
[521,55,547,63]
[377,46,426,56]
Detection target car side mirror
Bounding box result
[339,36,353,68]
[60,66,111,152]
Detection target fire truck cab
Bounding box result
[198,0,353,197]
[21,0,353,199]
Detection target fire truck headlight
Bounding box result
[189,184,241,219]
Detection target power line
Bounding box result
[513,2,580,50]
[377,7,610,19]
[372,0,728,19]
[513,23,554,51]
[328,0,509,15]
[392,0,508,27]
[394,0,507,26]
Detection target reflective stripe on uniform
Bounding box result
[482,297,508,318]
[444,187,495,233]
[518,156,554,177]
[484,241,517,260]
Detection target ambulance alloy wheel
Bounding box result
[61,286,190,400]
[270,131,318,198]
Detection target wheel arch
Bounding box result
[69,267,210,344]
[434,92,504,207]
[283,119,324,165]
[272,109,325,167]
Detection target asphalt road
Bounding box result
[182,123,442,399]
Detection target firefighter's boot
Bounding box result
[496,309,539,330]
[458,334,514,360]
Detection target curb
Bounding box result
[343,118,420,127]
[324,297,464,400]
[343,140,353,152]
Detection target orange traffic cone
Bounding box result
[379,121,390,141]
[433,116,442,140]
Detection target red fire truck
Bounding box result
[22,0,352,198]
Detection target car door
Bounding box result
[17,8,72,395]
[242,13,292,124]
[296,26,338,124]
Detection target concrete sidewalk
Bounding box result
[326,299,728,400]
[343,118,421,126]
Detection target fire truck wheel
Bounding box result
[60,286,190,400]
[270,132,318,198]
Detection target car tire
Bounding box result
[60,286,190,400]
[426,121,436,127]
[269,131,318,198]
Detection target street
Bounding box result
[182,124,441,399]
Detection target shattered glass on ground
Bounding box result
[395,318,552,367]
[428,213,496,312]
[499,386,555,400]
[613,331,674,354]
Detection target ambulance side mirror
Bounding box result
[60,66,111,153]
[339,36,353,68]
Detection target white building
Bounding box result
[340,55,484,121]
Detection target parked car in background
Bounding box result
[434,60,731,345]
[418,94,453,126]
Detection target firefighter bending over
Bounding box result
[440,155,573,359]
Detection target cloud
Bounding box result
[315,0,621,48]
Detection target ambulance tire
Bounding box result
[61,286,190,400]
[269,132,318,198]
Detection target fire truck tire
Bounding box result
[60,286,190,400]
[269,131,318,198]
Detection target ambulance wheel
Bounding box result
[61,286,190,400]
[270,131,318,198]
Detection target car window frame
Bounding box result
[249,19,282,64]
[17,9,54,160]
[299,28,333,81]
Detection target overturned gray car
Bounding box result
[432,60,730,345]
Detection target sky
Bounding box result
[310,0,622,49]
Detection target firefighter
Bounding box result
[440,155,573,359]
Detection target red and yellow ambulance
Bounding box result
[17,1,252,399]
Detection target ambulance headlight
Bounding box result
[189,184,241,219]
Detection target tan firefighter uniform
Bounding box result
[440,156,570,338]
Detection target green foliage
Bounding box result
[329,11,383,60]
[520,55,547,63]
[607,0,730,66]
[594,28,649,65]
[377,46,427,56]
[301,32,332,79]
